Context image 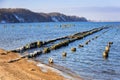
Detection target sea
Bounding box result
[0,22,120,80]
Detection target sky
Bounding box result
[0,0,120,21]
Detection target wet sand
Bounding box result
[0,49,82,80]
[0,49,65,80]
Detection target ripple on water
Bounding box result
[0,22,120,80]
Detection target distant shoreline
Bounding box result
[0,8,88,23]
[1,21,120,24]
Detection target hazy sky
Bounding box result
[0,0,120,21]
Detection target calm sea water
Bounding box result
[0,22,120,80]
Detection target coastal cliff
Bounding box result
[0,8,88,23]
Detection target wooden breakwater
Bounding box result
[10,26,110,59]
[48,26,108,51]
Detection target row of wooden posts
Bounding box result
[8,41,113,63]
[9,26,111,63]
[3,23,75,28]
[11,26,109,53]
[48,30,111,63]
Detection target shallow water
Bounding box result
[0,22,120,80]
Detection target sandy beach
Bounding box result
[0,49,68,80]
[0,49,83,80]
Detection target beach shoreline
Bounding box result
[0,49,82,80]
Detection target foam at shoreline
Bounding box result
[37,63,82,80]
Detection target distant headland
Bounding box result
[0,8,88,23]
